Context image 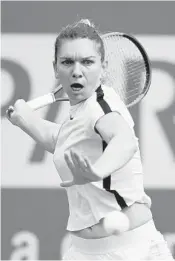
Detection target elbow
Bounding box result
[46,145,55,154]
[47,148,55,154]
[39,139,55,154]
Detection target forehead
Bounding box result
[58,38,100,58]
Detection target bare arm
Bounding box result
[93,111,138,177]
[6,99,60,154]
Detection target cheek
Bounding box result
[87,67,102,82]
[59,68,69,80]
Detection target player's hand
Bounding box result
[6,99,32,127]
[60,149,102,187]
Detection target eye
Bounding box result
[82,59,94,65]
[61,60,74,65]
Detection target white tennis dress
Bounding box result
[53,85,151,231]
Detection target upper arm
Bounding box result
[95,112,137,146]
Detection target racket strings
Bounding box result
[102,34,149,106]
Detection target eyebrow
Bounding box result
[59,56,96,60]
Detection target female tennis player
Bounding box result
[6,19,174,260]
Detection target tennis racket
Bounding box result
[27,83,69,110]
[27,32,151,110]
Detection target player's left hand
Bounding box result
[60,149,102,187]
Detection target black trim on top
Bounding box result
[95,86,127,209]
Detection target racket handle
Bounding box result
[27,93,55,110]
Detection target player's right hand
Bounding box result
[6,99,29,127]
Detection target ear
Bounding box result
[53,61,59,79]
[102,60,108,71]
[101,60,108,76]
[100,60,108,83]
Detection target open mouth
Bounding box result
[71,83,84,92]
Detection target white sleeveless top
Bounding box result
[53,85,151,231]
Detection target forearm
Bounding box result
[17,111,56,153]
[93,135,137,179]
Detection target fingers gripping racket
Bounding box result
[27,32,151,110]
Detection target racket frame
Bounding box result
[101,32,151,108]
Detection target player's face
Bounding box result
[54,38,105,105]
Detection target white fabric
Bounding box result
[53,85,151,231]
[62,220,174,260]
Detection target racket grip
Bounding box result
[27,93,55,110]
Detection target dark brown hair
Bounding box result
[54,19,105,64]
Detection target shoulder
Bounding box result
[101,85,134,129]
[86,85,118,113]
[101,85,126,109]
[84,85,134,133]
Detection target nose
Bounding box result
[72,62,83,79]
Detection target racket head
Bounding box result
[101,32,151,108]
